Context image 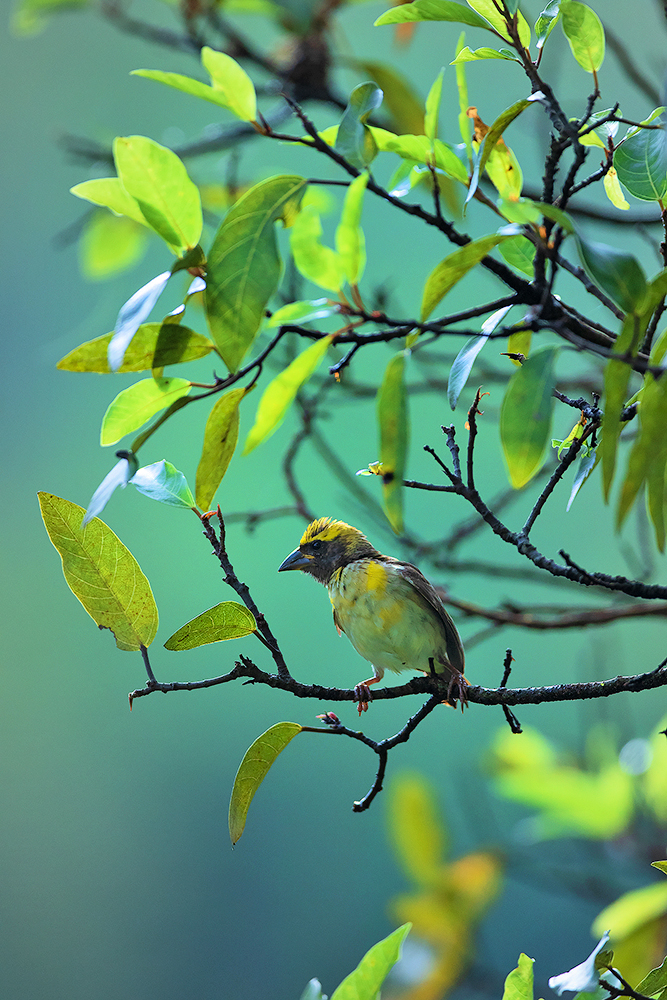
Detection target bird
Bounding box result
[278,517,466,714]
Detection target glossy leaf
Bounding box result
[82,453,139,526]
[330,924,411,1000]
[451,45,519,63]
[502,954,534,1000]
[535,0,561,49]
[164,601,256,650]
[335,173,369,286]
[616,371,667,530]
[375,0,493,30]
[498,235,536,276]
[335,82,383,169]
[113,136,202,251]
[566,446,597,511]
[576,235,647,314]
[38,492,158,652]
[206,175,307,372]
[425,68,445,144]
[354,61,425,135]
[108,270,172,372]
[229,722,303,845]
[448,304,511,409]
[421,233,511,320]
[388,774,446,885]
[290,207,345,293]
[466,0,531,47]
[500,346,558,489]
[70,177,151,228]
[133,47,257,121]
[614,125,667,202]
[560,0,605,73]
[130,460,196,508]
[80,212,148,280]
[196,387,246,509]
[372,127,469,183]
[101,377,192,446]
[377,352,409,534]
[243,336,334,454]
[267,299,339,328]
[58,323,213,373]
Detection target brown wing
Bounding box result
[381,556,465,674]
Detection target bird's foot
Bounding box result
[447,670,469,712]
[353,676,380,715]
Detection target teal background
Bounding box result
[3,2,667,998]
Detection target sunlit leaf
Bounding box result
[82,453,139,526]
[451,45,519,63]
[330,924,412,1000]
[468,96,540,203]
[560,0,605,73]
[101,377,192,446]
[421,233,511,320]
[58,323,213,373]
[636,956,667,999]
[243,336,334,454]
[454,32,473,161]
[130,459,195,508]
[108,270,173,372]
[80,212,149,280]
[467,0,531,46]
[485,141,523,199]
[448,305,511,409]
[290,206,345,293]
[164,601,256,650]
[38,492,158,652]
[506,328,531,365]
[592,881,667,942]
[113,136,202,251]
[502,954,534,1000]
[498,235,536,276]
[375,0,493,30]
[500,346,558,489]
[336,82,383,169]
[535,0,561,50]
[614,124,667,202]
[377,352,409,534]
[616,372,667,531]
[229,722,303,845]
[70,177,150,228]
[373,127,469,183]
[335,173,369,286]
[603,167,630,211]
[196,387,246,510]
[576,235,647,314]
[425,68,445,144]
[600,315,643,500]
[267,299,339,327]
[206,175,307,372]
[388,774,446,885]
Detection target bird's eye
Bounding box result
[311,539,322,551]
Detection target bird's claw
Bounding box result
[354,682,372,715]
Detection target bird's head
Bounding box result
[278,517,378,584]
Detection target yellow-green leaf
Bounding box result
[70,177,151,229]
[57,323,213,373]
[206,175,307,372]
[229,722,303,845]
[421,233,511,320]
[507,329,531,365]
[601,314,643,500]
[101,377,192,446]
[331,924,412,1000]
[243,336,334,454]
[377,352,409,534]
[80,212,149,280]
[502,954,535,1000]
[425,68,445,145]
[335,173,369,286]
[603,167,630,210]
[38,492,158,652]
[164,601,256,650]
[196,387,246,509]
[290,207,345,293]
[560,0,605,73]
[592,881,667,942]
[388,774,446,885]
[500,346,558,489]
[467,0,531,47]
[617,371,667,530]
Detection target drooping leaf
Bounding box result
[454,32,473,162]
[101,377,192,446]
[196,387,246,510]
[38,492,158,652]
[229,722,303,845]
[535,0,561,50]
[267,299,339,327]
[206,175,307,372]
[108,270,173,372]
[467,96,540,204]
[600,314,643,500]
[466,0,531,47]
[566,446,597,511]
[335,173,369,286]
[614,124,667,202]
[560,0,605,73]
[576,235,647,314]
[82,453,139,526]
[425,68,445,145]
[603,167,630,211]
[130,460,196,508]
[500,346,559,488]
[70,177,152,229]
[354,60,425,135]
[375,0,497,30]
[290,206,345,293]
[498,235,536,276]
[80,212,149,280]
[388,774,446,885]
[421,233,511,320]
[330,924,412,1000]
[58,323,214,373]
[448,304,512,409]
[502,954,534,1000]
[377,352,409,534]
[113,136,202,252]
[616,371,667,531]
[243,336,334,453]
[164,601,257,650]
[335,82,383,169]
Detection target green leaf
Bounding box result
[560,0,605,73]
[636,957,667,998]
[448,305,511,409]
[592,881,667,942]
[502,954,534,1000]
[371,127,469,183]
[500,346,558,489]
[335,82,383,169]
[576,235,647,314]
[425,68,445,145]
[421,233,511,320]
[101,377,192,446]
[206,175,307,372]
[290,207,345,293]
[377,352,409,534]
[12,0,89,34]
[244,336,334,453]
[335,173,369,286]
[451,45,519,63]
[196,387,246,510]
[80,212,149,280]
[331,924,412,1000]
[229,722,303,845]
[498,235,536,276]
[388,774,446,885]
[57,323,214,373]
[375,0,497,30]
[535,0,561,50]
[267,299,339,327]
[132,46,257,122]
[454,33,473,161]
[130,459,196,508]
[466,0,531,47]
[38,492,158,652]
[83,454,139,526]
[113,136,202,252]
[600,314,643,500]
[70,177,152,229]
[616,371,667,531]
[653,862,667,876]
[614,125,667,202]
[164,601,256,650]
[353,61,425,135]
[468,96,540,204]
[108,270,173,372]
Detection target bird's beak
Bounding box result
[278,548,312,572]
